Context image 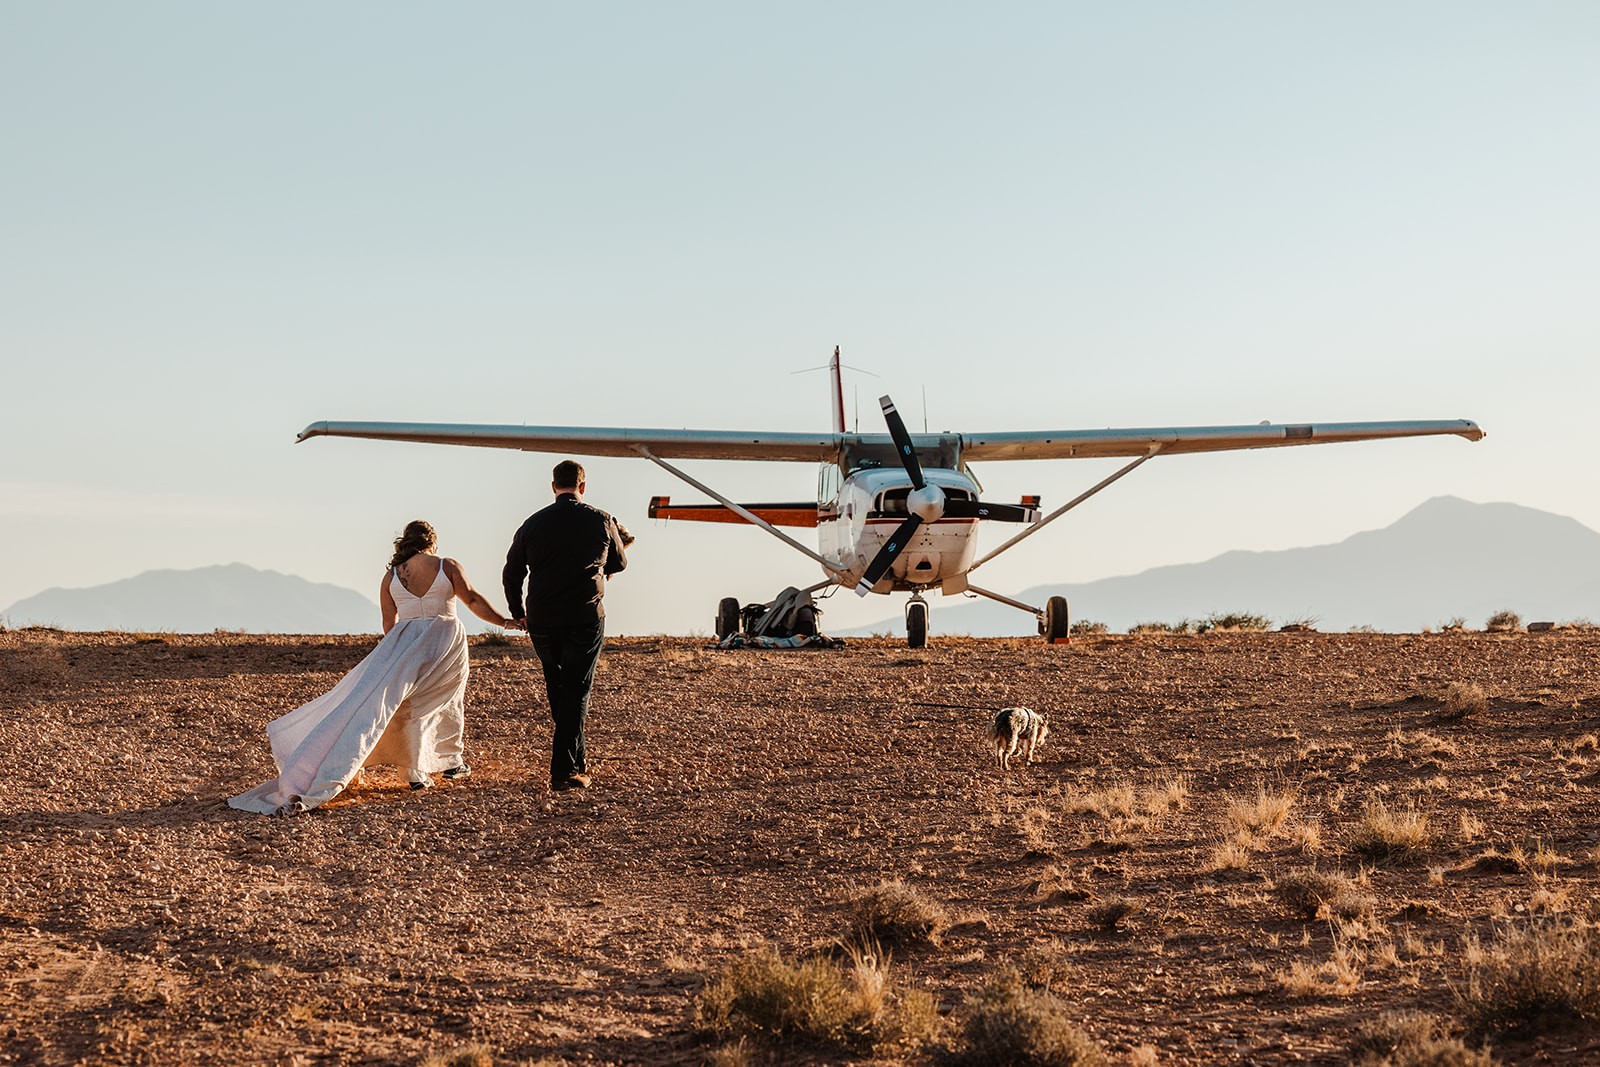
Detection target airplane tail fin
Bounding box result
[830,345,845,434]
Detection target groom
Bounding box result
[503,460,629,791]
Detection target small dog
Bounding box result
[988,706,1048,770]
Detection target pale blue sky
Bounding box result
[4,3,1596,634]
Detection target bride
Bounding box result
[230,520,520,816]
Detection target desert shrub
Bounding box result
[1195,611,1271,633]
[958,970,1106,1066]
[420,1045,493,1067]
[1436,682,1488,720]
[695,945,940,1054]
[1016,940,1075,993]
[844,880,950,950]
[1348,1010,1496,1066]
[1441,617,1467,632]
[1274,867,1374,920]
[1085,895,1143,931]
[1460,920,1600,1038]
[1130,618,1199,634]
[1348,800,1432,863]
[1068,619,1108,636]
[703,1041,753,1067]
[1484,609,1522,632]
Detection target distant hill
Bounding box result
[843,497,1600,636]
[2,563,381,634]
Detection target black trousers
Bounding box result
[528,620,605,784]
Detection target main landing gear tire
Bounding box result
[905,600,928,649]
[1042,596,1069,644]
[716,597,741,640]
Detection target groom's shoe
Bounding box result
[552,773,592,792]
[443,763,472,781]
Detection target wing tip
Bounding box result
[296,421,328,443]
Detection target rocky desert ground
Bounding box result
[2,626,1598,1066]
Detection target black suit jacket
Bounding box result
[503,494,627,629]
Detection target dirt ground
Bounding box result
[2,627,1598,1066]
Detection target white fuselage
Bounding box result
[817,466,981,593]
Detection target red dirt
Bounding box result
[2,628,1598,1065]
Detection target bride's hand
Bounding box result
[503,618,526,632]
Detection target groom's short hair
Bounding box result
[553,460,585,491]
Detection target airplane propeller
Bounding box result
[854,395,1038,596]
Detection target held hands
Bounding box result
[502,617,527,632]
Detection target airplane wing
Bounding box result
[296,421,842,463]
[298,417,1484,464]
[959,419,1484,461]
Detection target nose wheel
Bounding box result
[905,594,928,649]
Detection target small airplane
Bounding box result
[298,348,1483,646]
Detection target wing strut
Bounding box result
[968,445,1166,573]
[633,445,851,578]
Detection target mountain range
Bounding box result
[6,498,1599,635]
[2,563,381,634]
[842,496,1600,636]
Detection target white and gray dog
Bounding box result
[988,706,1049,770]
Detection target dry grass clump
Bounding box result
[1460,920,1600,1038]
[1064,782,1136,820]
[844,880,951,950]
[420,1045,494,1067]
[1204,836,1257,873]
[1196,611,1272,633]
[1030,864,1090,904]
[695,944,941,1054]
[1273,940,1364,997]
[1016,939,1075,993]
[956,970,1106,1066]
[1484,609,1522,632]
[1226,786,1297,836]
[1435,682,1488,720]
[1085,895,1144,931]
[1273,867,1374,920]
[1348,1011,1496,1066]
[1348,800,1432,864]
[1069,620,1108,635]
[1141,775,1190,813]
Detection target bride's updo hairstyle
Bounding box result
[389,520,437,571]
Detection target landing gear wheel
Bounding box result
[716,597,741,640]
[905,600,928,649]
[1042,595,1069,644]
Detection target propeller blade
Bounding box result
[854,514,924,596]
[879,395,925,490]
[941,500,1039,523]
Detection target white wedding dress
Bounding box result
[229,563,469,815]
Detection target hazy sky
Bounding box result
[4,3,1597,635]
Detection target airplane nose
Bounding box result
[908,484,945,524]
